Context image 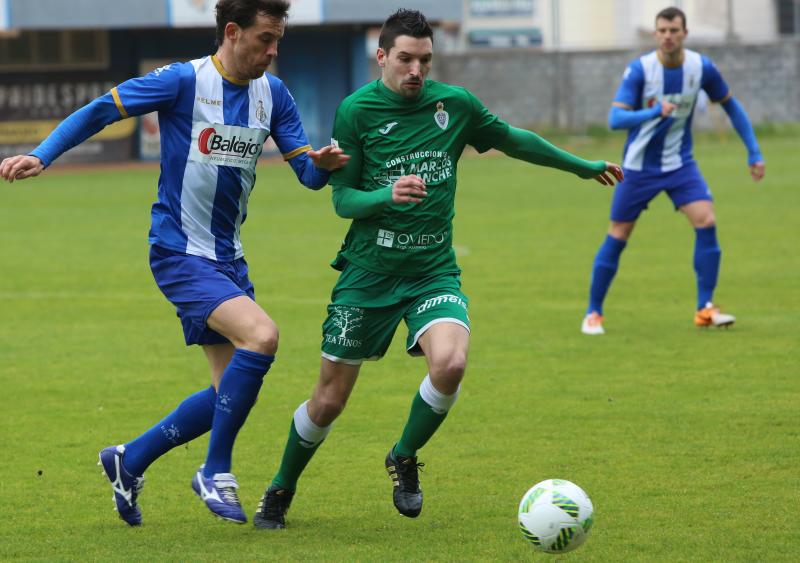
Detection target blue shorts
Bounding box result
[610,161,712,222]
[149,245,255,346]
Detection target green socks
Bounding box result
[394,375,460,458]
[272,401,331,491]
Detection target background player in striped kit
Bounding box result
[251,9,623,529]
[0,0,348,526]
[581,6,765,335]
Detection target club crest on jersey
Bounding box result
[256,100,267,123]
[434,101,449,130]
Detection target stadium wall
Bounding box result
[422,40,800,131]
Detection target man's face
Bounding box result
[654,16,686,55]
[229,12,284,79]
[377,35,433,97]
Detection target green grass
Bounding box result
[1,132,798,561]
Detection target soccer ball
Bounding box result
[518,479,594,553]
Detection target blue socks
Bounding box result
[694,226,721,310]
[123,386,217,476]
[203,349,274,477]
[588,234,627,315]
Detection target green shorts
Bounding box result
[321,262,470,364]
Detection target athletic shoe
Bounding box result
[98,444,145,526]
[694,302,735,328]
[253,485,295,529]
[191,466,247,524]
[385,449,424,518]
[581,312,605,335]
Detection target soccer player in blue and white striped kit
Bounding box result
[581,6,765,335]
[0,0,348,525]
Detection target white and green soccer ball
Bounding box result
[518,479,594,553]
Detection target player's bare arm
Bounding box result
[0,155,44,183]
[307,144,351,171]
[391,174,427,204]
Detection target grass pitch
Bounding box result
[1,131,797,561]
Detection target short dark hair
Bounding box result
[656,6,687,30]
[215,0,290,46]
[378,9,433,53]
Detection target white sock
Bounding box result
[293,400,331,446]
[419,374,460,415]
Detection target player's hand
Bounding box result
[592,162,624,186]
[392,174,427,204]
[750,161,765,182]
[0,155,44,183]
[308,144,350,171]
[659,101,677,118]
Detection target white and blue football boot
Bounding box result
[191,466,247,524]
[98,445,145,526]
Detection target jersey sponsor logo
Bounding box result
[376,228,448,251]
[434,101,449,130]
[416,294,468,315]
[659,93,695,119]
[376,229,395,248]
[189,121,268,169]
[324,306,364,349]
[375,150,454,187]
[379,121,398,135]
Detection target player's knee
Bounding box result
[312,394,347,426]
[695,214,716,229]
[609,221,634,241]
[431,352,467,386]
[244,319,279,355]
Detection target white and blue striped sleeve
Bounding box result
[612,60,645,110]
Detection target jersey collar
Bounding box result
[211,54,250,86]
[656,49,685,68]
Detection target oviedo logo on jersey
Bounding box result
[189,121,269,169]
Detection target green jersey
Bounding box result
[330,79,510,277]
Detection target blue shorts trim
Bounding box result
[610,161,712,222]
[149,245,255,346]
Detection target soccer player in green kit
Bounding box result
[252,9,623,529]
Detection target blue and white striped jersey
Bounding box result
[33,55,317,262]
[613,49,730,173]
